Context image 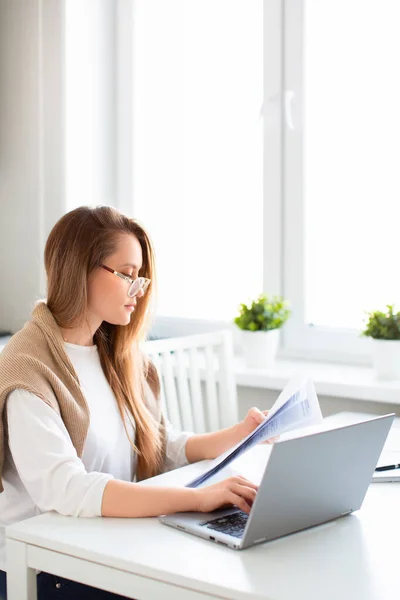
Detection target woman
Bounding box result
[0,206,268,599]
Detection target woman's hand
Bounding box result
[185,407,278,464]
[240,407,279,444]
[195,476,258,514]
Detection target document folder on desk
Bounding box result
[372,422,400,482]
[373,452,400,482]
[373,470,400,482]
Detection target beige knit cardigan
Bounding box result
[0,301,165,493]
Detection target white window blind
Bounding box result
[304,0,400,330]
[132,0,263,321]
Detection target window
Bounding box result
[63,1,399,364]
[283,0,400,363]
[132,0,264,321]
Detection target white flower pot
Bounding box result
[372,339,400,381]
[241,329,280,369]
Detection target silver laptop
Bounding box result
[160,414,394,550]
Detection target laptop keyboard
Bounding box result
[200,511,248,538]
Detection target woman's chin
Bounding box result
[120,312,133,325]
[104,311,134,326]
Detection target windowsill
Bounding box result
[235,357,400,405]
[2,334,398,405]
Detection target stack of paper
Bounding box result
[373,425,400,482]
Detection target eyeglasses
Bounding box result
[101,264,151,298]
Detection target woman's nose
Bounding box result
[136,288,144,299]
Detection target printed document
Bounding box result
[186,376,323,488]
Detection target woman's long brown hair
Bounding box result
[44,206,163,480]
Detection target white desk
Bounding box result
[6,418,400,600]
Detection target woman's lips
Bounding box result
[125,305,135,312]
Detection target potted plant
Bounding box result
[234,294,291,368]
[362,304,400,380]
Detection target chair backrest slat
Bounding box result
[161,350,182,431]
[188,347,206,433]
[175,349,194,431]
[204,344,220,432]
[217,331,239,429]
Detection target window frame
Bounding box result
[281,0,372,366]
[126,0,374,366]
[130,0,284,346]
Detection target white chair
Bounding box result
[145,330,238,433]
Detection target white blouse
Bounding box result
[0,342,193,571]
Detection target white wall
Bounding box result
[0,0,65,332]
[237,386,400,420]
[0,2,131,333]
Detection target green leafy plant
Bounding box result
[361,305,400,340]
[234,294,291,332]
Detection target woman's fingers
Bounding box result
[227,492,253,514]
[224,480,258,514]
[198,475,259,514]
[263,435,279,445]
[232,475,258,490]
[246,407,266,427]
[232,483,257,504]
